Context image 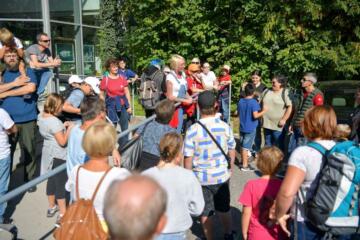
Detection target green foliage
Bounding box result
[99,0,360,99]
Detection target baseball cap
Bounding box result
[191,57,200,64]
[222,64,231,72]
[68,75,83,84]
[150,59,162,69]
[188,63,201,73]
[84,77,100,94]
[198,90,216,109]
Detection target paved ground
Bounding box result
[0,116,257,240]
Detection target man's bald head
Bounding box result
[104,175,167,240]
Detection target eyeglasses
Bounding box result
[41,39,51,43]
[4,54,18,58]
[301,78,310,82]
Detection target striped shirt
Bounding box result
[184,117,235,185]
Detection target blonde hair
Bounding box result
[169,54,185,71]
[335,124,351,141]
[159,132,183,163]
[43,93,64,115]
[82,122,116,158]
[256,146,283,176]
[0,28,14,45]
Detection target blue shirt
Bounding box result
[136,120,175,156]
[118,69,136,80]
[0,68,37,123]
[238,98,260,133]
[66,125,88,176]
[184,117,235,185]
[66,88,84,108]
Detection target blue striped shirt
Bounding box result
[184,117,235,185]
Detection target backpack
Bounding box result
[53,166,111,240]
[302,141,360,236]
[139,66,165,110]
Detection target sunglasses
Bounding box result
[192,61,200,64]
[301,78,310,82]
[41,39,51,43]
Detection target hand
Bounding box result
[278,119,286,127]
[288,125,293,133]
[277,214,291,237]
[126,107,132,114]
[13,75,29,87]
[64,121,75,129]
[112,149,121,167]
[183,98,193,105]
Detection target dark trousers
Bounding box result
[10,120,37,181]
[117,106,130,148]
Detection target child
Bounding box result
[239,146,287,240]
[0,108,17,223]
[218,64,231,123]
[66,122,130,231]
[238,83,267,171]
[335,123,351,141]
[0,28,27,79]
[37,93,74,222]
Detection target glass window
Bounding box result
[0,21,43,48]
[0,0,42,19]
[82,0,101,26]
[83,27,101,75]
[51,23,79,74]
[49,0,75,23]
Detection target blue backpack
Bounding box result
[303,141,360,235]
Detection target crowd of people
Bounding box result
[0,27,360,240]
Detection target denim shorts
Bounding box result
[239,131,256,150]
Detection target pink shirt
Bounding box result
[239,178,287,240]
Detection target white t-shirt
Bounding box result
[288,140,336,222]
[166,71,187,97]
[200,71,216,90]
[65,165,131,220]
[0,37,23,49]
[0,108,14,159]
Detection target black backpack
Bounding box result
[139,66,165,110]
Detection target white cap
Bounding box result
[68,75,83,84]
[191,57,200,63]
[222,64,230,72]
[84,77,100,94]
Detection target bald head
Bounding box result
[104,175,167,240]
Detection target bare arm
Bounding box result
[241,206,252,240]
[0,76,29,93]
[184,156,193,170]
[53,129,70,147]
[124,86,131,108]
[279,105,293,127]
[6,123,17,135]
[62,101,81,114]
[0,47,6,59]
[0,82,35,98]
[166,80,192,104]
[228,149,236,172]
[29,54,60,69]
[253,108,267,119]
[17,48,24,58]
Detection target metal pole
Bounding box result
[132,82,135,117]
[228,82,232,126]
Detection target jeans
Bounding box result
[291,221,352,240]
[117,106,130,148]
[239,131,257,150]
[0,154,11,223]
[155,231,187,240]
[264,128,285,150]
[220,96,230,124]
[34,69,53,95]
[294,127,308,147]
[176,107,184,134]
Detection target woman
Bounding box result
[100,58,132,148]
[200,62,218,90]
[218,64,231,123]
[275,106,347,239]
[66,122,130,231]
[38,93,74,221]
[261,75,292,150]
[166,54,192,133]
[143,132,204,240]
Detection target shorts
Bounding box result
[46,158,67,199]
[202,181,230,217]
[239,131,256,150]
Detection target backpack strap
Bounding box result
[75,166,113,203]
[307,142,327,155]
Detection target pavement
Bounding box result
[0,115,258,240]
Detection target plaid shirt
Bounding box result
[184,117,235,185]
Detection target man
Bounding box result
[62,76,100,122]
[118,57,138,83]
[104,175,167,240]
[25,32,61,97]
[184,91,236,240]
[290,72,323,148]
[0,48,38,191]
[66,96,120,177]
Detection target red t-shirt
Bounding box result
[218,74,231,91]
[100,75,128,97]
[239,178,287,240]
[303,91,323,106]
[186,76,203,96]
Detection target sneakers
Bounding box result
[240,165,256,172]
[47,205,58,218]
[54,214,63,228]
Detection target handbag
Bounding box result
[118,121,150,170]
[196,120,231,167]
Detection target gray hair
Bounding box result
[303,72,317,84]
[36,32,48,42]
[104,175,167,240]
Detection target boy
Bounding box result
[238,83,267,171]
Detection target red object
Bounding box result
[185,76,203,116]
[100,75,128,97]
[303,91,324,106]
[218,74,231,91]
[169,108,179,129]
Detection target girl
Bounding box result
[66,122,130,231]
[143,132,204,240]
[239,146,287,240]
[38,93,74,220]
